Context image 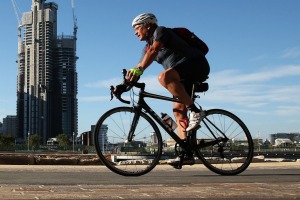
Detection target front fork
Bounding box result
[127,106,142,142]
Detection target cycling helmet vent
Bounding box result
[132,13,158,27]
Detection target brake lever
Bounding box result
[110,85,115,101]
[110,84,131,104]
[108,69,134,105]
[122,69,127,79]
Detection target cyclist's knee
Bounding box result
[158,72,165,86]
[158,68,180,86]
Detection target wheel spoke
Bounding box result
[195,109,253,175]
[94,107,162,176]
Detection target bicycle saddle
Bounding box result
[193,82,209,93]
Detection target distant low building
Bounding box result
[2,115,17,137]
[274,138,293,147]
[81,131,92,146]
[47,138,59,145]
[270,133,300,144]
[166,138,176,147]
[0,122,3,134]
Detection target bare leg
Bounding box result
[158,68,193,139]
[158,68,193,106]
[173,102,188,139]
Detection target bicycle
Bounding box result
[94,69,254,176]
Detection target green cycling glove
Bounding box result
[129,68,143,76]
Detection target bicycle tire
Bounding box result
[94,107,163,176]
[194,109,254,175]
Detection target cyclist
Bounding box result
[127,13,210,166]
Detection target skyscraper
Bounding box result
[16,0,78,144]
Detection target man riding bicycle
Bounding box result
[126,13,210,166]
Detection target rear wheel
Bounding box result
[94,107,163,176]
[194,109,254,175]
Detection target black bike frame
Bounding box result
[127,88,193,155]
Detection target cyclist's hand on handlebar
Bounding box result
[110,69,145,104]
[113,83,127,95]
[110,83,131,104]
[127,68,143,82]
[112,68,141,95]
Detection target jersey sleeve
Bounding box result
[153,26,171,45]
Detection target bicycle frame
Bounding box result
[127,87,193,155]
[126,85,231,154]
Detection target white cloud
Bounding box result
[211,65,300,86]
[203,65,300,118]
[81,74,170,104]
[229,108,269,116]
[276,106,300,116]
[84,78,122,88]
[84,74,168,94]
[252,54,269,61]
[281,47,300,58]
[79,95,110,103]
[247,102,269,108]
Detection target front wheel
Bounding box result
[94,107,163,176]
[194,109,254,175]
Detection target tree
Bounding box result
[56,134,70,149]
[0,134,15,147]
[29,134,40,150]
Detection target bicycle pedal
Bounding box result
[168,157,183,169]
[172,165,182,170]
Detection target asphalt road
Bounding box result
[0,162,299,199]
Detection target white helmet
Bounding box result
[132,13,158,27]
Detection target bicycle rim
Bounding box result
[94,107,162,176]
[194,109,254,175]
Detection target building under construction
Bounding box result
[15,0,78,144]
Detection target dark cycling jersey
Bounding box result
[141,26,203,70]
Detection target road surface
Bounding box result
[0,162,299,199]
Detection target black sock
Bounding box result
[187,104,200,113]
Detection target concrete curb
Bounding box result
[0,155,36,165]
[0,154,299,165]
[0,154,103,165]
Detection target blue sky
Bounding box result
[0,0,299,140]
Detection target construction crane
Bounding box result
[71,0,78,39]
[11,0,23,36]
[11,0,22,26]
[11,0,23,54]
[71,0,78,63]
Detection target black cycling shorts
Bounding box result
[173,56,210,96]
